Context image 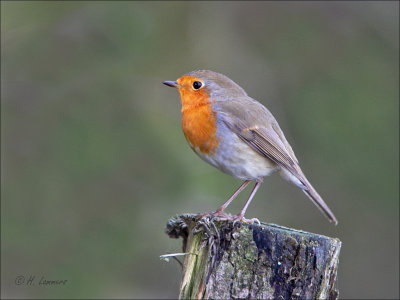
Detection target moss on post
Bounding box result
[166,214,341,299]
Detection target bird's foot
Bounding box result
[232,215,261,225]
[197,210,232,222]
[197,211,260,225]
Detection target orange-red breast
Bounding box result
[163,70,338,225]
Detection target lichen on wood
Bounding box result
[165,214,341,299]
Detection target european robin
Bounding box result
[163,70,338,225]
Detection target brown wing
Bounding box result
[215,97,338,225]
[224,118,302,180]
[216,97,303,181]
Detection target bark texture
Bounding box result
[166,214,341,300]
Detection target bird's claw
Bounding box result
[232,216,261,225]
[196,211,233,223]
[197,211,261,225]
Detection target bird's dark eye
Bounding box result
[192,81,202,90]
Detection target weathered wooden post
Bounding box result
[165,214,341,299]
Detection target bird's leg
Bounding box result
[198,180,252,221]
[215,180,252,214]
[233,180,263,224]
[214,180,252,215]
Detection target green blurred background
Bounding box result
[1,1,398,299]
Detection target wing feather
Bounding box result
[222,115,301,180]
[216,97,338,225]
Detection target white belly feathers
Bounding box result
[193,121,278,180]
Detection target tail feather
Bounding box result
[302,182,338,225]
[280,168,338,225]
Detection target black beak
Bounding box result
[163,81,180,88]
